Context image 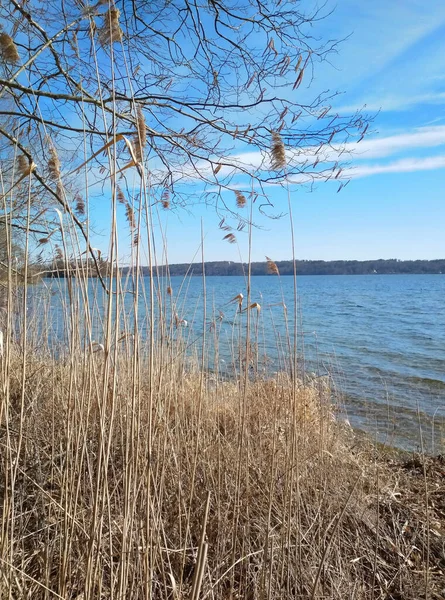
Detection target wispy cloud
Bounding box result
[338,92,445,115]
[345,155,445,179]
[207,153,445,191]
[204,127,445,190]
[97,126,445,192]
[342,126,445,159]
[201,126,445,180]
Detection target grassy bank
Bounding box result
[1,326,444,599]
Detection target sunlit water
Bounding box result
[26,274,445,452]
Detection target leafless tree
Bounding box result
[0,0,368,270]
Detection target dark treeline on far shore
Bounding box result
[39,258,445,279]
[121,259,445,277]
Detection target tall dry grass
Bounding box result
[0,36,443,600]
[1,277,443,599]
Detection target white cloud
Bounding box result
[338,92,445,114]
[341,126,445,159]
[206,153,445,192]
[104,126,445,190]
[345,154,445,179]
[204,126,445,179]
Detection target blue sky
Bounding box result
[88,0,445,265]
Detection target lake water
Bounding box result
[30,274,445,452]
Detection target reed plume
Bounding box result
[47,145,61,181]
[266,256,279,275]
[125,203,135,228]
[133,105,147,163]
[235,190,246,208]
[117,186,126,204]
[0,31,19,64]
[74,193,85,216]
[270,131,286,170]
[223,233,236,244]
[161,187,170,209]
[99,8,123,45]
[17,154,36,177]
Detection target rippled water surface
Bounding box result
[31,274,445,451]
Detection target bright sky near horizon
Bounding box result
[90,0,445,265]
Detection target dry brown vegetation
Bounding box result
[1,332,444,599]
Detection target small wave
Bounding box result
[408,376,445,390]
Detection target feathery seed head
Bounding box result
[125,203,135,228]
[133,105,147,163]
[99,8,123,45]
[0,32,20,64]
[235,190,246,208]
[117,186,126,204]
[223,233,236,244]
[17,155,36,177]
[161,187,170,209]
[270,131,286,171]
[74,193,85,216]
[266,256,280,275]
[47,146,61,181]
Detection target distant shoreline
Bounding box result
[41,259,445,278]
[120,259,445,277]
